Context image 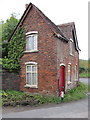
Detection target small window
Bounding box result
[68,64,71,82]
[26,32,38,52]
[69,39,73,55]
[75,65,78,81]
[25,62,38,88]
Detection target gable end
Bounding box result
[8,3,68,42]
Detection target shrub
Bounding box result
[2,27,25,72]
[1,82,88,107]
[79,67,87,73]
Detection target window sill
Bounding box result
[24,50,38,53]
[70,53,74,56]
[74,79,78,82]
[24,84,38,88]
[67,81,72,85]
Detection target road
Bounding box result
[79,78,89,85]
[2,98,88,118]
[2,78,89,118]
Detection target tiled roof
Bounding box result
[57,22,74,39]
[58,22,80,51]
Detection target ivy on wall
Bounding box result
[2,27,26,72]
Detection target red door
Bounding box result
[59,65,65,96]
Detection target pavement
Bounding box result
[2,98,88,118]
[1,78,89,118]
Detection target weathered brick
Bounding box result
[19,6,79,96]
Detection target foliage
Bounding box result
[2,14,18,41]
[1,14,26,72]
[79,67,86,73]
[63,82,88,102]
[2,27,25,72]
[0,23,2,41]
[2,42,8,58]
[0,23,2,58]
[0,90,8,96]
[79,59,88,69]
[1,82,88,107]
[79,59,90,77]
[2,14,18,58]
[79,72,90,78]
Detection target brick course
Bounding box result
[2,70,20,90]
[19,6,79,96]
[20,6,58,95]
[6,3,79,96]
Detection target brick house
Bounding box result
[9,3,80,96]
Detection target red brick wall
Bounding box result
[20,6,79,96]
[20,7,58,96]
[2,70,20,90]
[56,28,79,92]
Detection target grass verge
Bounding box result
[63,82,88,102]
[0,82,88,107]
[79,72,90,78]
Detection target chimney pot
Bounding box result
[25,4,28,9]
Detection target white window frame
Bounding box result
[69,38,73,56]
[75,65,78,81]
[67,64,72,84]
[24,62,38,88]
[25,31,38,52]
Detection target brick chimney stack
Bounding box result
[25,4,29,9]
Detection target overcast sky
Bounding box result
[0,0,88,60]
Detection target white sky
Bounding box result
[0,0,89,60]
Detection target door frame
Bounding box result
[59,63,65,96]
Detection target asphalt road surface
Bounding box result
[2,98,88,118]
[79,78,89,86]
[2,78,89,118]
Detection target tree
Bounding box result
[0,22,2,58]
[1,14,25,72]
[2,14,18,41]
[2,14,19,58]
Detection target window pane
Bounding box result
[27,66,32,71]
[68,65,70,71]
[34,35,37,50]
[68,65,71,81]
[34,73,37,85]
[75,65,78,80]
[32,66,37,72]
[68,72,70,81]
[27,73,31,85]
[32,73,37,85]
[26,34,37,51]
[26,37,30,50]
[70,41,72,54]
[31,36,34,50]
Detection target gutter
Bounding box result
[55,33,69,42]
